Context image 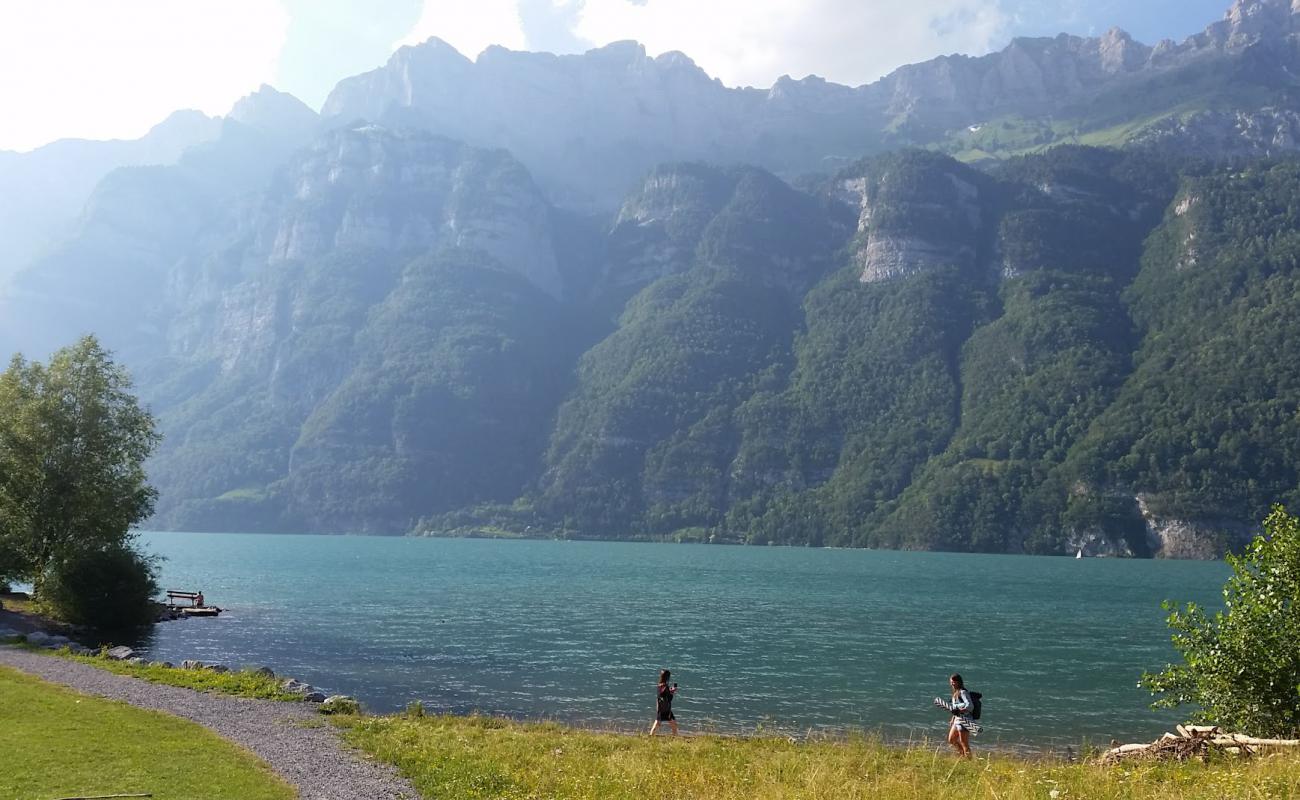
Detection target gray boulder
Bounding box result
[252,666,275,678]
[281,678,311,694]
[0,627,21,639]
[126,657,146,665]
[181,659,205,670]
[319,695,361,715]
[105,645,135,660]
[303,691,327,703]
[207,664,230,674]
[150,661,174,668]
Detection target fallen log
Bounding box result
[1100,724,1300,765]
[1213,734,1300,748]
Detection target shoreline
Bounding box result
[1,630,1117,758]
[0,638,1111,761]
[9,639,1300,800]
[3,589,1194,754]
[135,528,1231,561]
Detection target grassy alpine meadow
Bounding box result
[0,665,294,800]
[335,713,1300,800]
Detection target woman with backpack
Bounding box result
[649,669,679,735]
[933,672,981,757]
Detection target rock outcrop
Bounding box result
[1136,496,1256,559]
[838,153,990,283]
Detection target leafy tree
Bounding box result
[0,336,160,597]
[39,543,160,630]
[1142,505,1300,736]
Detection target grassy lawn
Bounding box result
[0,665,294,800]
[337,713,1300,800]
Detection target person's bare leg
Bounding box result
[669,719,679,735]
[959,727,972,758]
[649,720,660,736]
[947,724,962,753]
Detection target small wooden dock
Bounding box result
[165,589,222,617]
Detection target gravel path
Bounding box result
[0,646,418,800]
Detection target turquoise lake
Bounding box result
[134,532,1228,750]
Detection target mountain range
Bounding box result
[3,0,1300,556]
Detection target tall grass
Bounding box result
[336,713,1300,800]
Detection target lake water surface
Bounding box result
[135,532,1227,750]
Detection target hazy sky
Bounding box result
[1,0,1231,152]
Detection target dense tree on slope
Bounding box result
[0,336,159,627]
[1066,161,1300,529]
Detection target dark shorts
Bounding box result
[657,706,675,722]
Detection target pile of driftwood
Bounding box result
[1100,725,1300,764]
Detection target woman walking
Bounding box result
[934,672,980,757]
[649,669,679,735]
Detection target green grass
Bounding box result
[0,592,37,614]
[50,646,306,701]
[0,665,294,800]
[336,713,1300,800]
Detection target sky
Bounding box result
[0,0,1232,153]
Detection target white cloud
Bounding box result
[569,0,1009,88]
[396,0,528,56]
[0,1,290,152]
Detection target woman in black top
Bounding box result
[649,669,679,735]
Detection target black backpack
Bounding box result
[968,691,983,720]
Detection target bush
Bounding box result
[1141,505,1300,736]
[41,544,160,630]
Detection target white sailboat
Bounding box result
[1075,548,1083,559]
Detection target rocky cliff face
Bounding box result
[1136,107,1300,158]
[54,127,589,533]
[1136,496,1256,559]
[316,0,1300,213]
[837,153,991,283]
[254,127,562,298]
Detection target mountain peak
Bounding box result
[584,39,650,64]
[227,84,319,141]
[1199,0,1300,47]
[392,35,475,73]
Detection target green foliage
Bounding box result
[0,335,159,592]
[538,267,800,534]
[1142,506,1300,737]
[39,544,159,630]
[538,163,847,536]
[1067,161,1300,524]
